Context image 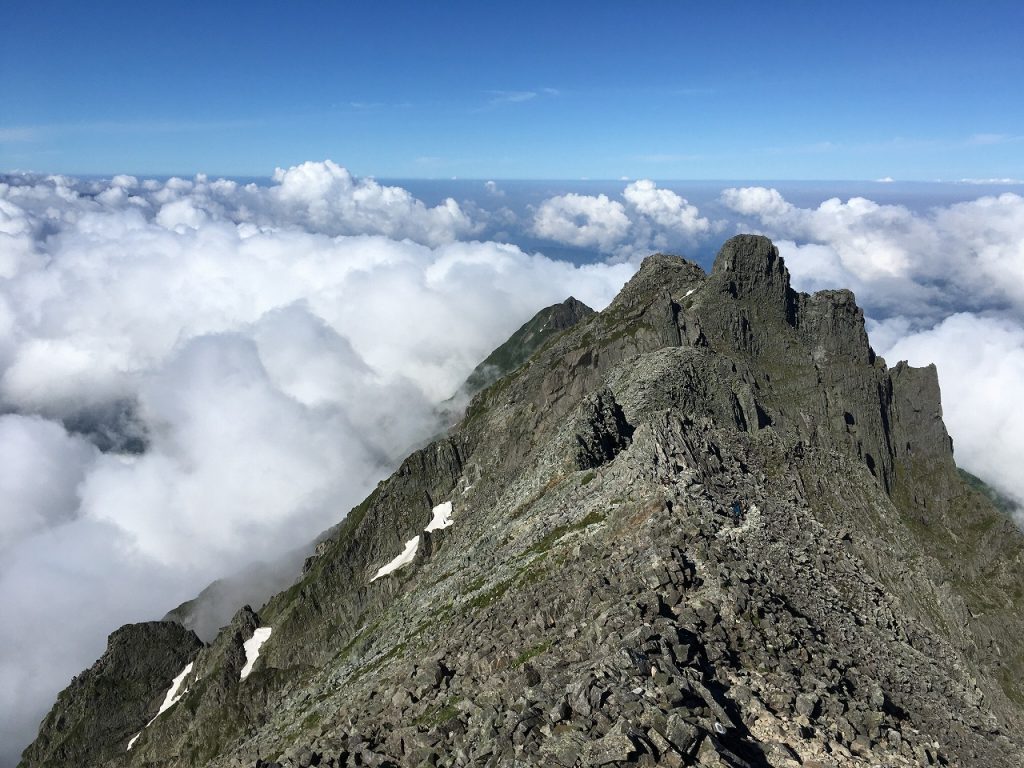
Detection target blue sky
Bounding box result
[2,1,1022,178]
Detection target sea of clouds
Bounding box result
[1,160,1021,761]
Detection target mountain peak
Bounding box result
[711,233,784,277]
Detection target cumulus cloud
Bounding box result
[0,416,97,553]
[720,186,1024,321]
[622,179,711,248]
[532,192,631,251]
[0,159,480,249]
[0,164,635,764]
[532,180,711,258]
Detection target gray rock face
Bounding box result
[20,235,1024,768]
[572,387,634,469]
[19,622,201,767]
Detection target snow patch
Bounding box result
[370,536,420,581]
[685,288,697,297]
[155,661,194,716]
[240,627,272,680]
[425,501,453,532]
[126,660,194,751]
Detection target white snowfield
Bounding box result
[240,627,273,680]
[371,536,420,581]
[425,501,454,532]
[126,660,194,751]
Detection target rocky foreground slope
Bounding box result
[21,235,1024,767]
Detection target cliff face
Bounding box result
[22,235,1024,768]
[18,622,202,767]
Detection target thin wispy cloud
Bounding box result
[0,127,41,143]
[0,118,261,143]
[967,133,1024,146]
[632,153,703,164]
[958,177,1024,185]
[671,86,716,96]
[763,140,840,156]
[482,88,559,108]
[487,90,538,105]
[345,101,413,112]
[763,133,1024,160]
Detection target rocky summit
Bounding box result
[21,235,1024,768]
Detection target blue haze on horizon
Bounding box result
[2,1,1023,180]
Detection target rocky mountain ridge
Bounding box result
[21,235,1024,767]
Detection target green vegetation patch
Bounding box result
[349,640,408,684]
[414,697,464,728]
[523,510,606,557]
[332,621,379,663]
[516,553,549,588]
[512,640,553,667]
[467,579,513,610]
[958,468,1018,518]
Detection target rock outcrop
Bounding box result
[21,235,1024,768]
[19,622,201,767]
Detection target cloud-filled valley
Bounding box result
[1,163,1023,762]
[0,164,637,759]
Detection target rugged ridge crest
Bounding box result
[21,235,1024,768]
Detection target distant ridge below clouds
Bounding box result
[0,162,1023,764]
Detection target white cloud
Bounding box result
[264,160,480,245]
[720,186,795,219]
[622,179,710,246]
[720,186,1024,319]
[487,90,537,104]
[723,188,935,280]
[532,192,632,251]
[0,415,97,553]
[0,160,479,249]
[532,180,711,257]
